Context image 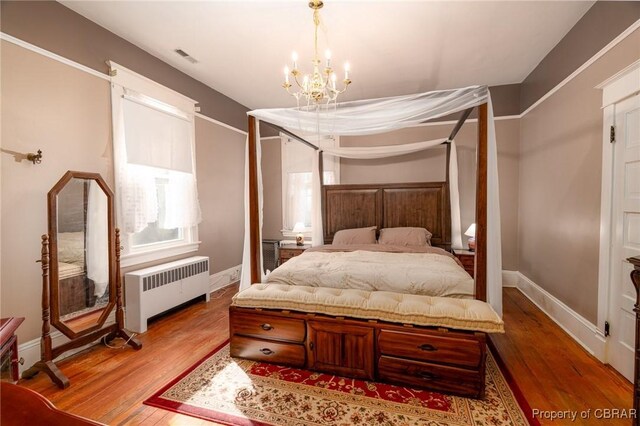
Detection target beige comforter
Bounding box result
[267,244,474,298]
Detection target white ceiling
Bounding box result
[60,1,594,109]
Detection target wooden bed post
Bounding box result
[319,150,325,245]
[248,115,261,284]
[475,103,488,301]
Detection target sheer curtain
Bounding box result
[242,85,502,316]
[86,181,109,297]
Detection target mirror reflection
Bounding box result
[56,178,109,332]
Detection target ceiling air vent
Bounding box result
[174,48,198,64]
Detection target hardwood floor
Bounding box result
[15,286,632,425]
[492,288,632,426]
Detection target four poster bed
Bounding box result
[229,86,503,398]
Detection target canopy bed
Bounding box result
[230,85,503,398]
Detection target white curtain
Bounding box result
[449,140,464,250]
[243,85,502,315]
[86,181,109,298]
[486,96,503,316]
[251,86,487,136]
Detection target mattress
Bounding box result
[58,261,85,280]
[232,283,504,333]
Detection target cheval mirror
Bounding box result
[22,171,141,388]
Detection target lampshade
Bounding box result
[292,222,306,233]
[464,223,476,238]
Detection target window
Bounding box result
[281,135,339,237]
[110,62,201,267]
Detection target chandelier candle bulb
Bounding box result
[344,62,350,80]
[284,66,290,84]
[325,49,331,67]
[292,51,298,70]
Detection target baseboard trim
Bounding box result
[17,267,241,378]
[210,264,242,293]
[17,311,117,376]
[513,271,606,361]
[502,270,519,288]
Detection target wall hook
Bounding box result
[27,150,43,165]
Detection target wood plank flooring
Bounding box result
[491,288,632,425]
[15,286,632,425]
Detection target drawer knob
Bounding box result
[418,343,437,352]
[418,371,438,380]
[259,348,274,355]
[261,323,273,331]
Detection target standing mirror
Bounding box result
[22,171,141,388]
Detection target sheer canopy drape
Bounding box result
[240,85,502,316]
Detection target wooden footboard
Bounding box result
[229,306,487,398]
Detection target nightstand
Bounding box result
[279,244,311,265]
[1,317,24,383]
[454,249,475,278]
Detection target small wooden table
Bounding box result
[279,244,311,265]
[454,249,475,278]
[0,317,24,383]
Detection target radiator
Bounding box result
[124,256,210,333]
[262,239,280,273]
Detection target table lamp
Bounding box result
[465,223,476,251]
[293,222,306,246]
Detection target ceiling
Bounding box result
[60,1,594,109]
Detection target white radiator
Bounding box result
[124,256,210,333]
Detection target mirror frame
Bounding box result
[48,170,116,340]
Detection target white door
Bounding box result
[608,93,640,381]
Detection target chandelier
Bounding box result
[282,0,351,106]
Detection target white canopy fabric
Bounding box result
[241,85,503,316]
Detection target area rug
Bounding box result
[144,341,536,425]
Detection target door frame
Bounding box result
[596,59,640,362]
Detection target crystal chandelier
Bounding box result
[282,0,351,106]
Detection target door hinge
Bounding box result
[605,321,610,337]
[610,125,616,143]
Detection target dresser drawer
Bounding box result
[378,329,483,368]
[378,355,483,398]
[230,335,305,367]
[230,310,306,343]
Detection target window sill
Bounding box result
[281,230,312,238]
[121,241,201,268]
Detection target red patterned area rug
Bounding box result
[145,341,536,425]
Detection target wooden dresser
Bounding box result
[454,249,475,277]
[229,307,487,398]
[278,244,311,265]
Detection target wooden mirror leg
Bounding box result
[21,360,70,389]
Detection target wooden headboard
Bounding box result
[322,182,451,249]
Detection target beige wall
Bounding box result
[262,138,284,241]
[195,120,245,272]
[518,28,640,323]
[0,41,246,343]
[261,119,520,271]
